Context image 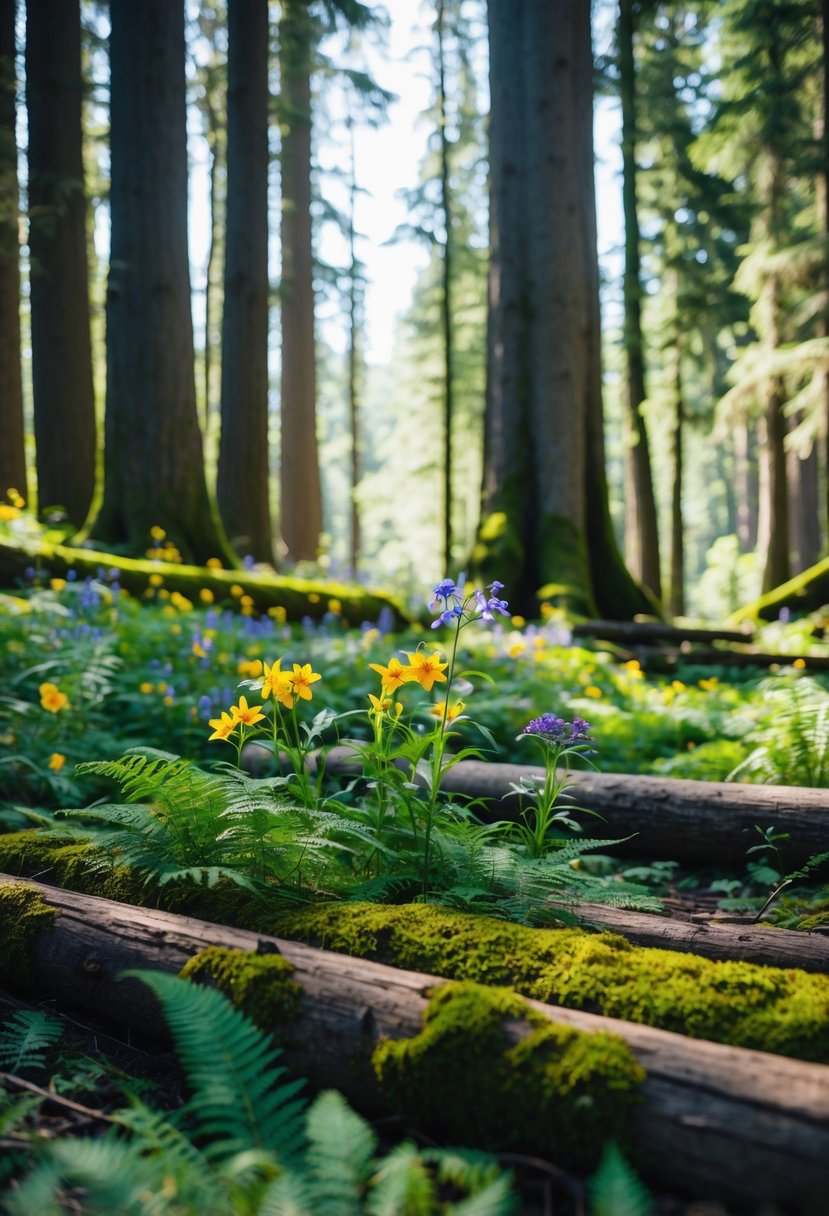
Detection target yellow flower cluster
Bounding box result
[39,682,69,713]
[207,661,322,742]
[367,649,463,722]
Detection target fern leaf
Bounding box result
[0,1009,63,1072]
[124,970,306,1165]
[304,1089,377,1214]
[587,1142,652,1216]
[366,1142,437,1216]
[258,1170,317,1216]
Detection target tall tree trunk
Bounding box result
[734,412,758,552]
[760,263,789,592]
[279,0,323,564]
[618,0,661,601]
[217,0,272,563]
[476,0,653,620]
[787,423,820,574]
[89,0,230,564]
[0,0,26,505]
[346,108,361,577]
[821,0,829,549]
[437,0,454,576]
[203,81,223,437]
[25,0,95,528]
[668,284,684,617]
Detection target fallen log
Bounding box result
[571,619,755,645]
[633,645,829,672]
[317,747,829,869]
[2,875,828,1207]
[568,900,829,973]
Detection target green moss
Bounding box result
[269,902,829,1062]
[727,555,829,625]
[793,912,829,931]
[0,831,144,904]
[536,513,595,617]
[0,538,407,627]
[179,946,302,1031]
[0,883,58,984]
[373,981,643,1170]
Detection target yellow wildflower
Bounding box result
[238,658,263,679]
[404,651,448,692]
[39,682,69,713]
[290,663,321,701]
[206,557,223,570]
[308,593,320,604]
[430,699,465,723]
[48,752,65,772]
[698,677,719,691]
[50,578,66,592]
[671,680,686,693]
[230,695,266,728]
[368,692,392,715]
[192,641,207,658]
[7,488,24,508]
[584,685,603,698]
[0,504,20,521]
[507,640,525,659]
[208,711,237,742]
[149,573,164,587]
[139,681,154,694]
[511,615,526,629]
[369,656,413,694]
[230,584,244,598]
[199,587,214,604]
[793,658,806,670]
[268,605,287,624]
[150,525,166,541]
[163,695,174,707]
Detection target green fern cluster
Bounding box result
[6,971,518,1215]
[64,747,372,894]
[729,676,829,786]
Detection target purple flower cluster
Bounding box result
[429,577,511,629]
[522,714,592,745]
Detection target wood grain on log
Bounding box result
[568,901,829,973]
[1,874,828,1207]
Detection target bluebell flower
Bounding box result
[522,713,592,745]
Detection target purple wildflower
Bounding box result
[522,713,592,746]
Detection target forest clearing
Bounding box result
[2,0,829,1213]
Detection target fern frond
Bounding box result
[0,1009,64,1072]
[125,970,307,1165]
[587,1142,652,1216]
[366,1142,436,1215]
[304,1089,377,1213]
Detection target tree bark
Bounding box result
[25,0,96,529]
[279,0,323,564]
[217,0,273,563]
[668,276,684,616]
[476,0,653,620]
[346,108,361,576]
[734,412,758,552]
[437,0,454,576]
[619,0,661,601]
[89,0,230,565]
[0,0,26,505]
[3,875,828,1208]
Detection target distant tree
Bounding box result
[25,0,96,528]
[217,0,273,562]
[473,0,652,618]
[278,0,323,564]
[90,0,230,563]
[618,0,661,600]
[0,0,26,504]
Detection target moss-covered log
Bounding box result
[0,540,407,626]
[728,554,829,624]
[1,876,829,1205]
[571,618,756,645]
